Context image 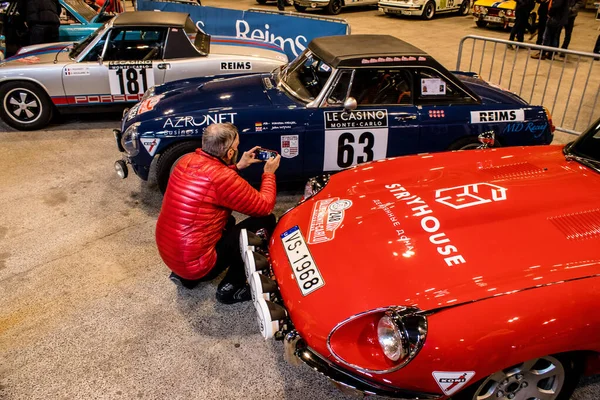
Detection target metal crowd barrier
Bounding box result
[456,34,600,135]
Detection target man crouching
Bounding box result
[155,123,280,304]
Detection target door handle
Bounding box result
[395,115,417,121]
[157,63,171,70]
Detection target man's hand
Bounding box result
[236,146,262,170]
[264,154,281,174]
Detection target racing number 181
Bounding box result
[115,68,149,95]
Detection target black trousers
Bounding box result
[29,24,59,46]
[510,8,530,42]
[594,35,600,54]
[277,0,286,10]
[559,15,575,50]
[536,3,548,45]
[203,214,277,286]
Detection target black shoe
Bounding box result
[169,272,201,289]
[216,282,251,304]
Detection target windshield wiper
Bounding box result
[564,151,600,171]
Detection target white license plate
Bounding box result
[485,16,503,23]
[281,226,325,296]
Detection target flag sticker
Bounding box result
[432,371,475,396]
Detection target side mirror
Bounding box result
[343,97,357,112]
[478,131,495,149]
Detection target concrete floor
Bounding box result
[1,1,600,399]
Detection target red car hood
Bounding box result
[270,145,600,343]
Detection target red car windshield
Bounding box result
[566,118,600,169]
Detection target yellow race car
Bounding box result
[473,0,538,31]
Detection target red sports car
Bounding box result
[241,119,600,399]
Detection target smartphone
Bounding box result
[254,148,278,161]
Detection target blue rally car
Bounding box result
[114,35,554,193]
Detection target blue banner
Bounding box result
[136,1,349,60]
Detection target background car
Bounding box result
[473,0,538,31]
[378,0,470,20]
[292,0,377,15]
[241,119,600,399]
[115,34,553,193]
[1,0,113,58]
[0,11,287,130]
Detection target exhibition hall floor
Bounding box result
[1,2,599,399]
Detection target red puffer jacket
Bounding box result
[155,149,277,280]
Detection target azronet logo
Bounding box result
[307,198,352,244]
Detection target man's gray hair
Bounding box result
[202,123,238,157]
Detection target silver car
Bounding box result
[0,11,288,130]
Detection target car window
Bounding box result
[325,70,352,106]
[72,23,107,60]
[415,69,472,104]
[103,27,167,61]
[571,119,600,163]
[60,6,80,25]
[349,68,413,106]
[281,51,333,103]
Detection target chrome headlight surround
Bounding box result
[141,85,156,102]
[302,174,330,201]
[327,306,427,374]
[121,122,141,157]
[481,6,488,14]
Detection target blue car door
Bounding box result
[414,67,482,152]
[304,67,420,177]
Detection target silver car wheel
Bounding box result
[4,88,42,124]
[472,355,565,400]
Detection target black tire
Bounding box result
[0,81,53,131]
[294,3,307,11]
[459,0,470,15]
[422,1,436,19]
[327,0,342,15]
[476,20,488,28]
[256,0,267,4]
[451,353,583,400]
[156,140,203,194]
[528,12,537,33]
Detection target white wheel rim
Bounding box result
[4,88,43,124]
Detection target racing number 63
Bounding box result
[337,131,375,168]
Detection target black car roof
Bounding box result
[113,11,189,28]
[309,35,429,68]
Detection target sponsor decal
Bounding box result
[324,109,388,130]
[323,110,389,171]
[127,103,141,121]
[432,372,475,396]
[73,94,143,104]
[307,198,352,244]
[373,199,415,256]
[435,183,507,210]
[138,95,164,115]
[470,109,525,124]
[163,113,237,129]
[271,121,297,131]
[233,21,308,57]
[255,122,263,132]
[141,138,161,156]
[421,78,446,96]
[108,61,155,97]
[361,56,419,64]
[15,56,40,64]
[64,66,90,76]
[428,109,445,118]
[280,134,299,159]
[108,61,153,69]
[503,122,548,137]
[220,61,252,71]
[385,184,466,267]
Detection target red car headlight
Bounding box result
[327,307,427,374]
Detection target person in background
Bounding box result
[531,0,549,45]
[531,0,569,59]
[509,0,535,47]
[155,123,280,304]
[277,0,286,11]
[557,0,584,57]
[17,0,60,45]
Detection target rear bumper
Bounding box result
[378,2,423,14]
[294,0,330,6]
[287,334,440,399]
